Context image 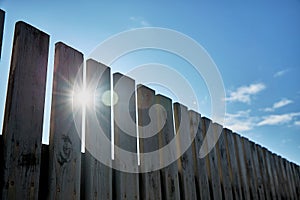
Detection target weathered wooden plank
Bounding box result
[189,110,210,200]
[249,141,265,200]
[48,42,83,199]
[202,117,222,199]
[0,135,3,198]
[155,94,180,200]
[214,124,233,200]
[277,156,289,199]
[263,148,277,199]
[1,21,49,200]
[256,145,271,200]
[282,158,296,199]
[137,85,161,200]
[0,9,4,59]
[113,73,139,200]
[241,138,258,200]
[38,144,49,200]
[223,128,243,200]
[84,59,112,200]
[233,133,251,200]
[173,103,197,200]
[271,153,281,199]
[291,163,300,198]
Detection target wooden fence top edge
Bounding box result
[55,41,84,56]
[16,21,49,37]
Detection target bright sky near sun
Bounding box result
[0,1,299,164]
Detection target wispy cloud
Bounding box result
[263,98,293,112]
[274,69,289,78]
[295,121,300,126]
[226,83,266,104]
[224,110,257,132]
[129,16,151,28]
[257,112,300,126]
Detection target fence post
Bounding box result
[83,59,112,199]
[173,103,197,200]
[113,73,139,199]
[137,85,162,200]
[263,148,277,199]
[48,42,83,199]
[1,21,49,200]
[202,117,222,199]
[189,110,210,200]
[156,94,180,200]
[0,9,4,59]
[214,124,233,200]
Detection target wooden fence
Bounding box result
[0,10,299,200]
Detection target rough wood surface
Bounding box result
[223,128,242,200]
[173,103,197,200]
[155,94,180,200]
[113,73,139,200]
[202,117,222,199]
[256,145,271,200]
[233,133,250,200]
[137,85,161,200]
[0,9,4,58]
[1,21,49,200]
[84,59,112,200]
[214,124,233,200]
[189,110,210,200]
[263,148,277,199]
[48,42,83,199]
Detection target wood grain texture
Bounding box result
[1,21,49,200]
[173,103,197,200]
[113,73,139,200]
[48,42,83,199]
[202,117,222,200]
[155,95,180,200]
[256,145,271,200]
[84,59,112,200]
[0,9,4,59]
[189,110,210,200]
[223,128,243,200]
[263,148,277,199]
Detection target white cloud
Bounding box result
[129,16,151,27]
[226,83,266,103]
[224,110,257,132]
[274,69,289,78]
[295,121,300,126]
[263,98,293,112]
[257,112,300,126]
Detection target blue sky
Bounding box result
[0,1,299,164]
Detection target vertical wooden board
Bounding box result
[262,148,277,199]
[113,73,139,200]
[48,42,83,199]
[189,110,210,200]
[291,163,300,197]
[173,103,197,200]
[256,145,271,200]
[155,94,180,200]
[233,133,251,200]
[137,85,161,200]
[38,144,50,200]
[1,21,49,200]
[241,138,258,200]
[202,117,222,199]
[249,141,265,200]
[282,159,296,199]
[0,9,4,59]
[277,157,289,199]
[84,59,112,200]
[214,125,233,200]
[223,129,243,200]
[0,135,3,198]
[271,153,281,199]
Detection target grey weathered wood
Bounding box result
[233,133,251,200]
[202,117,222,199]
[278,157,290,199]
[263,148,277,199]
[1,21,49,200]
[283,159,296,199]
[155,94,180,200]
[291,163,300,198]
[84,59,112,200]
[214,124,233,200]
[256,145,271,200]
[189,110,210,200]
[113,73,139,200]
[223,128,243,200]
[48,42,83,199]
[173,103,197,200]
[0,9,4,59]
[241,138,258,200]
[270,153,281,199]
[137,85,161,200]
[249,141,265,200]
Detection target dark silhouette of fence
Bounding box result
[0,9,299,200]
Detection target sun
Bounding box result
[72,87,94,109]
